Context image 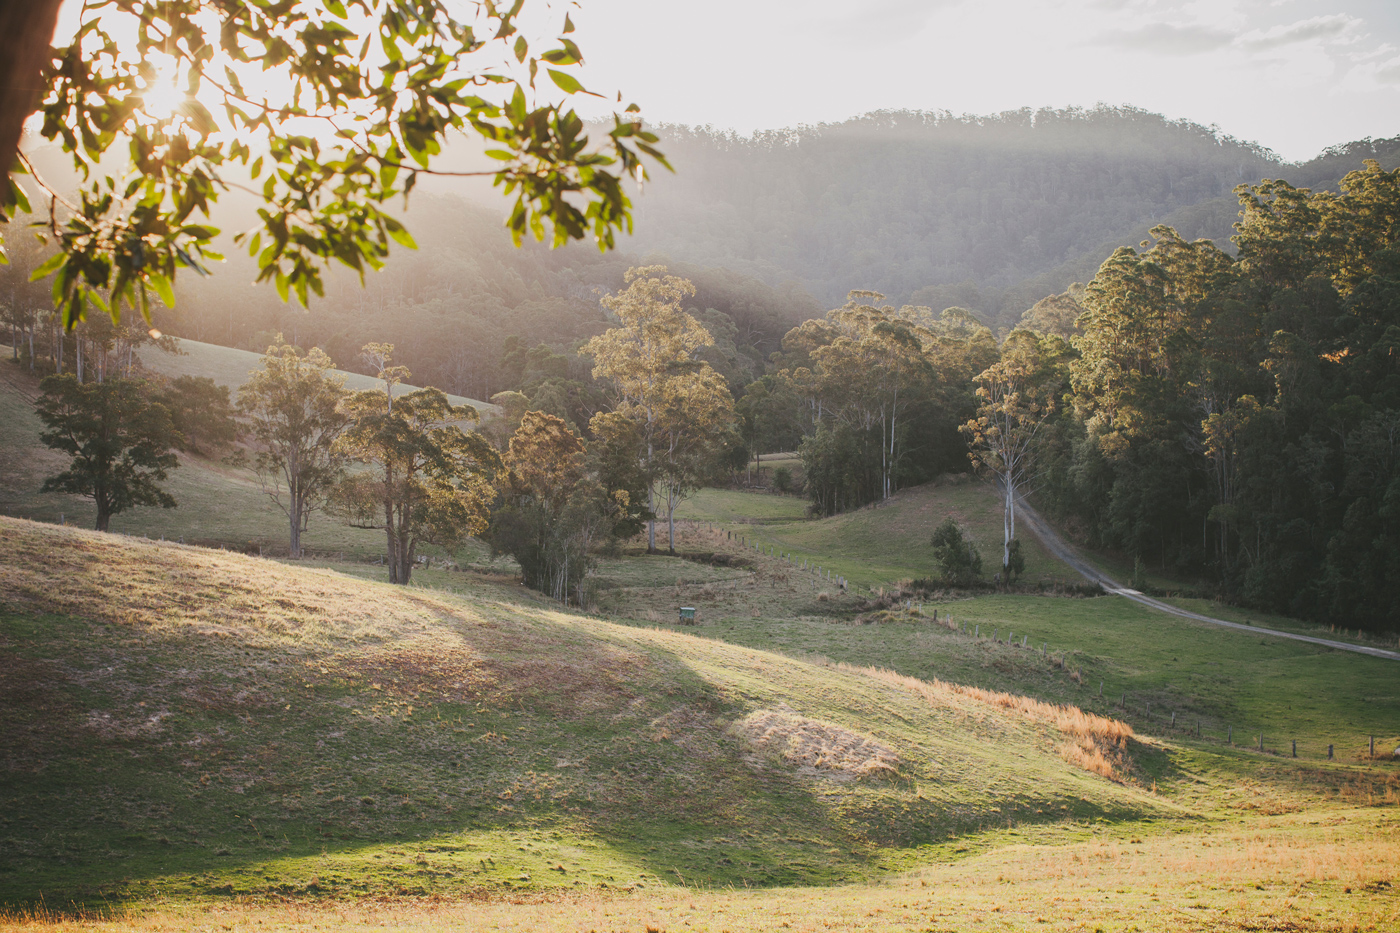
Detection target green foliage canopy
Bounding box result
[36,373,179,531]
[930,518,982,586]
[771,296,996,515]
[583,265,735,552]
[334,345,498,584]
[237,337,349,559]
[488,410,611,603]
[154,374,237,456]
[2,0,667,329]
[1036,161,1400,632]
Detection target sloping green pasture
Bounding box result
[677,477,1070,587]
[0,517,1161,909]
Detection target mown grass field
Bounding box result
[658,488,1400,760]
[9,808,1395,933]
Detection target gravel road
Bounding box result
[1013,491,1400,662]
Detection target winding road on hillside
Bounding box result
[1013,493,1400,662]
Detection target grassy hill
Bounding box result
[3,519,1398,932]
[678,476,1078,588]
[135,336,498,415]
[662,488,1400,762]
[0,369,389,557]
[6,350,1396,762]
[5,355,1400,930]
[0,516,1161,908]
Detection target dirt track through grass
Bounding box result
[1015,491,1400,662]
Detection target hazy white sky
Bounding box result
[565,0,1400,162]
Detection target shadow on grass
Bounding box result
[0,595,1171,913]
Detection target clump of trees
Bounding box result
[727,160,1400,630]
[479,267,740,599]
[153,376,237,456]
[1032,161,1400,631]
[333,345,497,586]
[583,266,736,552]
[739,294,996,516]
[487,413,606,603]
[931,519,982,585]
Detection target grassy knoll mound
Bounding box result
[0,517,1162,909]
[677,477,1072,587]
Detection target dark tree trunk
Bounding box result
[0,1,63,174]
[94,490,111,532]
[288,509,302,559]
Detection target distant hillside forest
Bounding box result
[622,107,1400,326]
[737,161,1400,632]
[159,199,824,402]
[8,105,1397,403]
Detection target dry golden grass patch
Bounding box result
[0,516,665,735]
[847,663,1136,782]
[0,519,454,650]
[735,705,900,781]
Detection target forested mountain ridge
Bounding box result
[137,196,823,402]
[623,107,1400,325]
[8,105,1397,403]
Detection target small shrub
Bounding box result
[931,518,982,585]
[773,466,792,493]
